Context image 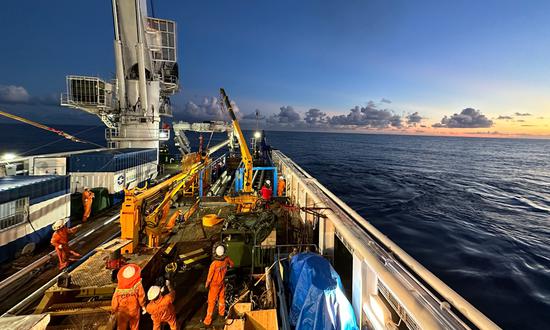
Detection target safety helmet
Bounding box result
[52,219,65,231]
[213,242,227,260]
[265,180,271,185]
[122,265,136,279]
[215,245,225,257]
[279,175,284,180]
[117,264,142,289]
[84,187,90,191]
[147,286,161,301]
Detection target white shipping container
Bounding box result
[33,158,67,175]
[0,194,70,247]
[70,161,157,194]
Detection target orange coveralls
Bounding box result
[277,178,286,196]
[50,226,80,269]
[82,190,94,222]
[111,281,146,330]
[146,289,177,330]
[204,256,234,325]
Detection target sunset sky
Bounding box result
[0,0,549,138]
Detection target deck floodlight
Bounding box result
[254,131,261,139]
[2,153,16,161]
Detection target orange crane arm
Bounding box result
[0,109,84,143]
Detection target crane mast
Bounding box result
[219,88,254,193]
[61,0,179,157]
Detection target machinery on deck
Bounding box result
[120,153,206,254]
[219,88,259,212]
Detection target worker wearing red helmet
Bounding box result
[146,280,177,330]
[203,244,234,326]
[50,219,81,270]
[111,264,146,330]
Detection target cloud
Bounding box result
[267,106,301,124]
[516,119,525,122]
[242,110,265,121]
[328,102,403,128]
[175,96,240,122]
[433,108,493,128]
[304,108,328,126]
[381,98,392,104]
[514,112,531,116]
[0,85,31,103]
[406,112,422,125]
[0,84,59,106]
[497,115,513,120]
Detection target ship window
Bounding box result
[0,197,29,231]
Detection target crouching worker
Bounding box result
[51,219,81,270]
[146,280,177,330]
[111,264,146,330]
[203,244,234,326]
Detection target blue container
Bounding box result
[0,175,70,205]
[68,148,157,172]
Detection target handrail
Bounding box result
[272,150,501,330]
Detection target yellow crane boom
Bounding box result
[219,88,253,193]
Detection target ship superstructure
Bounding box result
[61,0,178,151]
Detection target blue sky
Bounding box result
[1,0,550,136]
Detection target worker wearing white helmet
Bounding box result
[277,174,286,197]
[260,180,273,202]
[50,218,80,269]
[146,280,177,330]
[203,243,234,326]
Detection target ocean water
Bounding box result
[1,124,549,328]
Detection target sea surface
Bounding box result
[1,124,549,329]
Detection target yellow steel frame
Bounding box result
[120,155,206,253]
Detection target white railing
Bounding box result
[273,150,500,330]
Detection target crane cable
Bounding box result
[0,107,99,146]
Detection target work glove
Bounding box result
[58,245,63,249]
[142,307,147,315]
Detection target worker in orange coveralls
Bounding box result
[146,279,177,330]
[277,175,286,197]
[111,264,147,330]
[203,244,234,326]
[81,187,95,222]
[50,219,81,270]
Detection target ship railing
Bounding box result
[272,150,501,330]
[105,128,170,141]
[251,244,318,274]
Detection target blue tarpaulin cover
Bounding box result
[288,253,359,330]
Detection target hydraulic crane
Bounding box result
[120,153,206,253]
[219,88,258,212]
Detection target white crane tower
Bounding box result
[61,0,179,152]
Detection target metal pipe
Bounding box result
[207,139,229,156]
[0,213,120,294]
[111,0,127,110]
[1,230,121,317]
[135,0,148,113]
[273,151,500,330]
